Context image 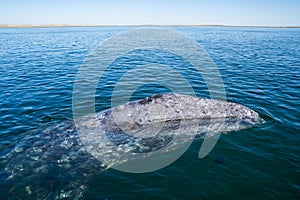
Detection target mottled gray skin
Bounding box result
[0,94,262,199]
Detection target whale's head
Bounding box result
[102,93,263,136]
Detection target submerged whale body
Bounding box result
[0,93,262,199]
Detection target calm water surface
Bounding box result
[0,26,299,199]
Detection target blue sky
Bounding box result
[0,0,299,26]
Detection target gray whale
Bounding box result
[0,93,262,199]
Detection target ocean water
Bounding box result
[0,26,299,199]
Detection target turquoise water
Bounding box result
[0,26,299,199]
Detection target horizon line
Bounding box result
[0,24,300,28]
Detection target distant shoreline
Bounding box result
[0,24,300,28]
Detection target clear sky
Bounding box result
[0,0,299,26]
